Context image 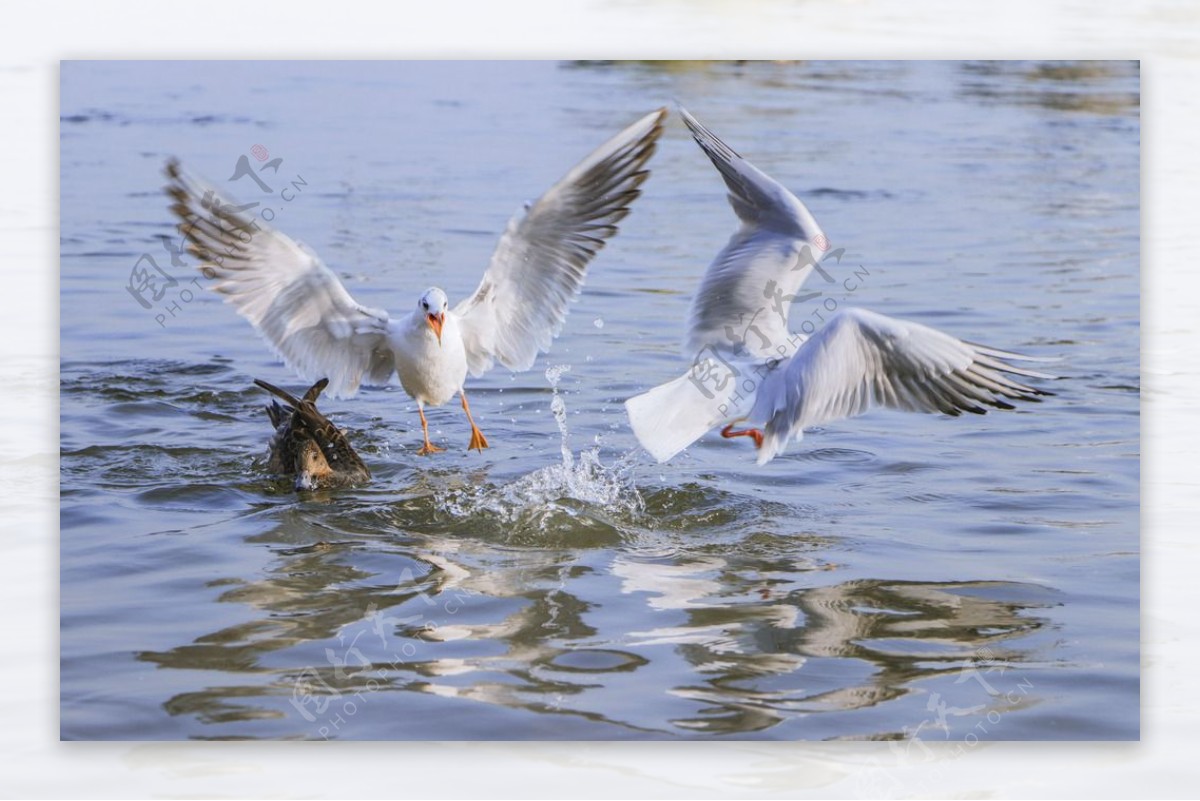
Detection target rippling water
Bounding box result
[60,60,1139,740]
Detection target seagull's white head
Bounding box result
[417,287,449,345]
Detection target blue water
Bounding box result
[60,60,1139,740]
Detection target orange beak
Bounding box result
[426,311,444,345]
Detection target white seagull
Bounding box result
[625,108,1054,465]
[167,108,666,455]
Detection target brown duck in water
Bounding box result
[256,378,371,491]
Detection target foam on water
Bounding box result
[437,365,644,528]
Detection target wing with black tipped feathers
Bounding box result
[752,308,1054,463]
[679,107,831,360]
[455,108,667,376]
[166,161,396,398]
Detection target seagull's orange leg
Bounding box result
[460,391,489,452]
[721,422,764,450]
[416,405,444,456]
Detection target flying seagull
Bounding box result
[625,108,1053,465]
[168,108,666,455]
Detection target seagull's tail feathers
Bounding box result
[757,416,797,466]
[625,359,750,463]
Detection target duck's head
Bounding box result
[294,440,332,492]
[417,287,448,345]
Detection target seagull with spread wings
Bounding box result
[168,108,666,455]
[625,108,1054,465]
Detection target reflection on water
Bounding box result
[60,60,1138,740]
[134,499,1056,738]
[958,61,1140,115]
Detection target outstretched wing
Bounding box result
[680,107,831,360]
[455,108,667,376]
[753,307,1054,463]
[165,160,396,397]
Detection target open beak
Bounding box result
[426,311,444,345]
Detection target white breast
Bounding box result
[392,312,469,407]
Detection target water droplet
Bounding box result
[544,363,572,389]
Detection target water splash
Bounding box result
[437,365,644,532]
[547,364,573,468]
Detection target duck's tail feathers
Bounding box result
[264,400,288,429]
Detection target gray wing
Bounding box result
[680,107,831,360]
[455,108,667,376]
[165,160,396,398]
[752,308,1054,463]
